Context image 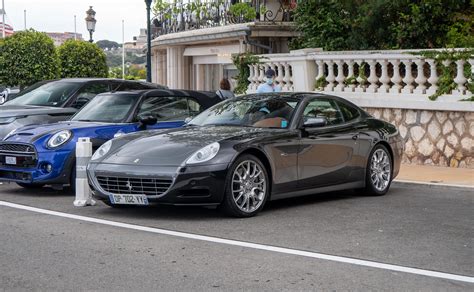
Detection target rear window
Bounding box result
[337,101,360,122]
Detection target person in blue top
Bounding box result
[257,69,282,93]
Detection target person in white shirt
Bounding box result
[257,69,282,93]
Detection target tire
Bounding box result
[16,182,45,189]
[68,166,76,193]
[358,144,393,196]
[220,154,270,218]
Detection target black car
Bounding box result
[87,93,403,217]
[0,89,221,190]
[0,78,165,139]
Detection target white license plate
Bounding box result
[5,156,16,165]
[108,194,149,205]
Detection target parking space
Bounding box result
[0,182,473,290]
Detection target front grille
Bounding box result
[0,143,37,168]
[0,143,35,154]
[96,176,173,196]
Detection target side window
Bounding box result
[187,98,201,117]
[337,101,360,122]
[73,83,110,109]
[118,82,151,91]
[137,96,189,121]
[303,99,344,126]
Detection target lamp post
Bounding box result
[85,6,96,43]
[145,0,152,82]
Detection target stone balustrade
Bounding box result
[247,49,474,112]
[246,49,473,168]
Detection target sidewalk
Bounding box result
[395,164,474,188]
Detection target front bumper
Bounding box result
[0,149,74,185]
[88,162,229,206]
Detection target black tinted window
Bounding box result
[303,99,344,126]
[118,82,152,91]
[187,98,202,117]
[72,82,110,108]
[6,81,82,107]
[137,96,189,121]
[338,102,360,122]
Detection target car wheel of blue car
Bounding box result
[16,183,45,189]
[68,166,76,193]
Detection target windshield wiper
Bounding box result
[206,123,253,127]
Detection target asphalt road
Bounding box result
[0,182,472,291]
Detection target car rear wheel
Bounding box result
[16,183,45,189]
[359,144,392,196]
[220,154,269,217]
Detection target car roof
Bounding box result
[41,78,164,86]
[96,89,221,107]
[239,92,368,114]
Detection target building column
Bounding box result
[195,64,205,91]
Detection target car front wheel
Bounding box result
[220,154,270,218]
[16,182,45,189]
[360,144,393,196]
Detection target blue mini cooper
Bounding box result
[0,89,220,189]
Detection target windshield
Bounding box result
[189,96,299,128]
[6,81,82,107]
[71,94,137,123]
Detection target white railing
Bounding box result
[247,49,474,111]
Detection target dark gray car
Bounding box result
[0,78,165,139]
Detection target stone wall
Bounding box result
[365,108,473,168]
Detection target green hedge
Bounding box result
[58,40,108,78]
[0,30,59,88]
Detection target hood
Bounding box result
[104,126,271,166]
[6,121,125,143]
[0,105,76,118]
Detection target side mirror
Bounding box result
[184,117,193,124]
[303,117,327,128]
[138,115,157,129]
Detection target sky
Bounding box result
[2,0,151,43]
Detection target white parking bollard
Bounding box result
[73,137,96,207]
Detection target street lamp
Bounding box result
[145,0,152,82]
[85,6,96,43]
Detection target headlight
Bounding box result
[0,117,16,124]
[186,142,220,165]
[91,140,112,161]
[47,130,72,148]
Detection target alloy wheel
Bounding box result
[231,160,267,213]
[370,149,391,192]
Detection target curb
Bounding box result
[393,179,474,190]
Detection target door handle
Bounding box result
[352,134,359,140]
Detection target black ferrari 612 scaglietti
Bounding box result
[87,93,403,217]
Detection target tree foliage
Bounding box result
[231,53,261,94]
[109,64,146,80]
[0,30,59,88]
[96,39,120,50]
[291,0,473,50]
[57,40,108,78]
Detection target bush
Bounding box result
[231,53,261,94]
[291,0,473,50]
[58,40,108,78]
[0,30,59,88]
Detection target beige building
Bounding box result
[150,0,298,91]
[46,32,83,46]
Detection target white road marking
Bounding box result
[1,200,473,284]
